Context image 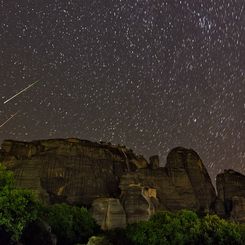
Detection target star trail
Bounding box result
[0,0,244,181]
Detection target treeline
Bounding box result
[0,164,245,245]
[115,210,245,245]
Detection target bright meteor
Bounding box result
[4,80,40,104]
[0,111,19,129]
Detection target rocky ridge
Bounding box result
[0,138,244,229]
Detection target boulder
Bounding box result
[91,198,126,230]
[87,236,112,245]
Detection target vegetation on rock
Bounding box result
[0,164,39,242]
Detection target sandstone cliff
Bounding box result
[216,169,245,222]
[0,138,147,205]
[0,138,244,228]
[119,147,216,220]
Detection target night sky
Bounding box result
[0,0,244,181]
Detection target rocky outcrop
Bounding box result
[91,198,126,230]
[214,198,226,217]
[149,155,160,169]
[231,196,245,223]
[120,176,159,223]
[216,170,245,222]
[0,139,148,205]
[1,138,244,226]
[166,147,216,213]
[119,147,216,215]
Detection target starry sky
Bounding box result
[0,0,244,181]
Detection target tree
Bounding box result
[125,210,243,245]
[41,203,99,245]
[200,214,242,245]
[126,210,201,245]
[0,164,39,241]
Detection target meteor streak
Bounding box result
[0,111,19,129]
[4,80,40,104]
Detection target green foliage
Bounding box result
[41,203,99,245]
[0,163,39,241]
[0,164,14,190]
[87,235,112,245]
[126,210,201,245]
[239,224,245,241]
[125,210,243,245]
[200,214,242,245]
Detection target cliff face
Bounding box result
[0,138,147,205]
[166,147,217,212]
[0,138,244,228]
[216,170,245,222]
[119,147,216,220]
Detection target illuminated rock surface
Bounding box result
[91,198,126,230]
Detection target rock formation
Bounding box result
[91,198,126,230]
[0,139,147,205]
[149,155,159,169]
[230,196,245,223]
[120,176,159,224]
[119,147,216,216]
[165,147,216,213]
[216,169,245,222]
[0,138,244,228]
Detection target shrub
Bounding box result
[239,224,245,241]
[87,235,112,245]
[0,164,39,241]
[125,210,243,245]
[126,210,201,245]
[200,214,242,245]
[41,203,99,245]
